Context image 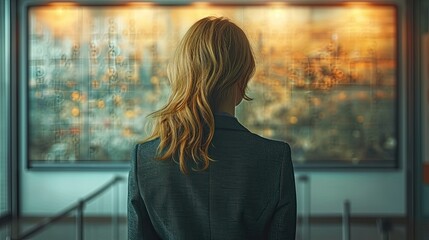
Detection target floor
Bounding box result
[0,217,427,240]
[0,217,127,240]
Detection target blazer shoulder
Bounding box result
[137,138,160,151]
[246,132,292,163]
[250,132,291,151]
[133,138,160,163]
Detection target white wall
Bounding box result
[18,0,407,217]
[20,171,128,215]
[296,172,405,215]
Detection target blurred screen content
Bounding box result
[28,4,397,166]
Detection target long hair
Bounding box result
[145,16,255,173]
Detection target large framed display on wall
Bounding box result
[26,3,399,169]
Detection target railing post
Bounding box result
[76,200,84,240]
[342,199,351,240]
[377,218,392,240]
[11,215,20,240]
[112,182,119,240]
[298,175,311,240]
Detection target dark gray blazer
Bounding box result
[128,115,296,240]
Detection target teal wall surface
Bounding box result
[0,0,10,218]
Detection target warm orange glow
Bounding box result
[192,2,211,7]
[71,91,80,101]
[343,2,373,6]
[71,107,80,117]
[263,128,273,137]
[356,115,365,123]
[127,2,155,7]
[125,110,136,119]
[97,100,105,109]
[267,2,288,7]
[268,8,289,28]
[48,2,77,7]
[289,116,298,125]
[91,80,100,89]
[338,92,347,101]
[113,95,122,106]
[122,128,133,137]
[33,6,78,38]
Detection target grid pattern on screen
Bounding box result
[28,5,397,165]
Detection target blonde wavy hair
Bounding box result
[145,16,255,173]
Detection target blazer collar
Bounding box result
[214,114,249,132]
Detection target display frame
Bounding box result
[423,33,429,182]
[23,2,401,170]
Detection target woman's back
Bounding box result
[128,16,296,240]
[128,115,296,239]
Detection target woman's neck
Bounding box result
[215,98,235,116]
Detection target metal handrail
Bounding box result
[342,200,351,240]
[8,176,125,240]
